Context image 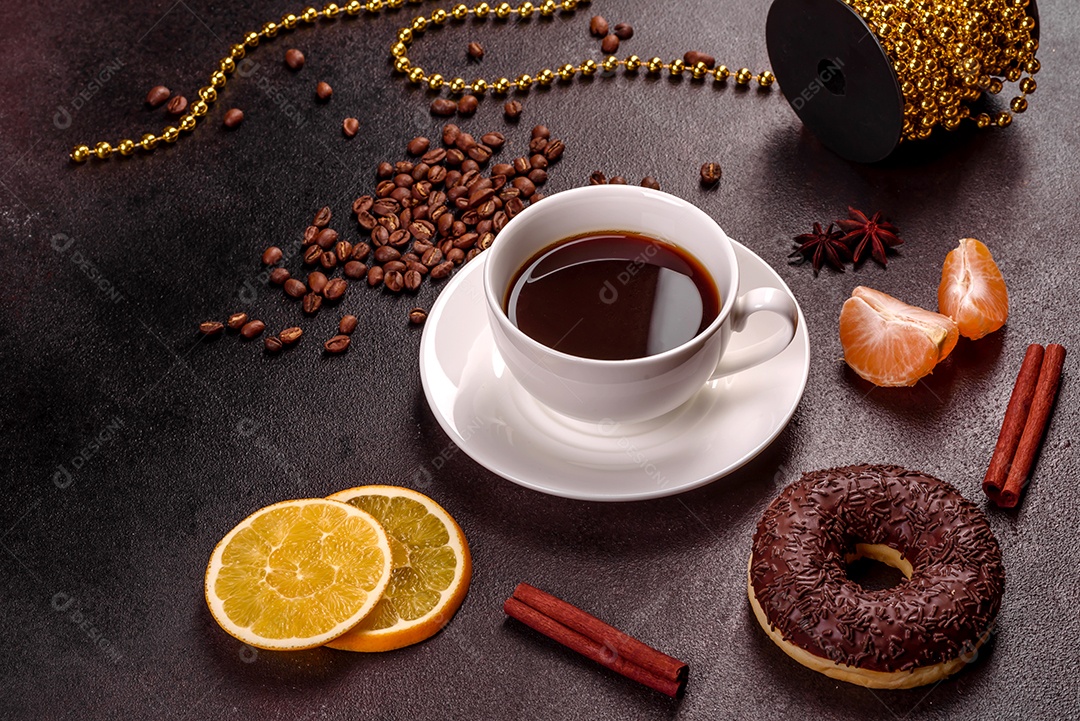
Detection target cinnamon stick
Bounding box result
[998,344,1066,508]
[982,344,1044,499]
[512,583,688,684]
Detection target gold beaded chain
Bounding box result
[69,0,1038,163]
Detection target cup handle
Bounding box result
[709,287,799,379]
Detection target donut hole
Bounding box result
[844,543,912,591]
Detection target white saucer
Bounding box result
[419,242,810,501]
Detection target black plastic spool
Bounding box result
[766,0,1040,163]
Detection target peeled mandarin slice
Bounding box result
[938,238,1008,340]
[839,286,959,387]
[325,486,471,653]
[204,498,392,651]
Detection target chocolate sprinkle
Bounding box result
[750,465,1005,673]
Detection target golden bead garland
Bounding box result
[69,0,1039,163]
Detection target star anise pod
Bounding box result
[836,206,903,266]
[790,222,849,273]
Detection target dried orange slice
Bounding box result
[938,238,1008,340]
[839,286,959,387]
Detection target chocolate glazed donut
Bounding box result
[748,464,1005,689]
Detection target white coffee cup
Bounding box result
[483,185,799,423]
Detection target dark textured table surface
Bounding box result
[2,1,1078,719]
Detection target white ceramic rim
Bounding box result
[481,185,741,368]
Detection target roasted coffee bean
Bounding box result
[226,312,249,330]
[199,321,224,337]
[404,269,422,291]
[264,336,283,353]
[335,240,354,261]
[460,159,480,174]
[430,98,457,116]
[316,81,333,100]
[303,245,323,265]
[466,176,491,193]
[240,319,266,339]
[374,246,402,263]
[480,132,506,150]
[460,210,480,226]
[529,137,549,154]
[504,99,523,119]
[447,248,466,264]
[490,163,513,178]
[487,175,506,193]
[609,175,627,184]
[223,108,245,128]
[166,95,188,116]
[302,293,322,315]
[589,170,607,185]
[402,251,420,264]
[409,220,436,241]
[371,225,390,246]
[372,199,399,217]
[438,239,454,254]
[390,186,412,204]
[407,136,430,156]
[146,85,171,107]
[466,41,485,60]
[512,177,536,196]
[467,144,492,163]
[411,163,430,183]
[589,15,609,37]
[384,270,405,292]
[307,271,328,294]
[543,139,565,161]
[284,278,307,298]
[499,187,521,202]
[468,187,495,209]
[285,48,305,69]
[505,196,525,217]
[529,153,548,170]
[453,232,479,250]
[436,213,455,236]
[531,192,547,203]
[528,168,547,185]
[427,165,447,185]
[383,260,407,274]
[324,335,351,353]
[343,117,360,137]
[413,240,434,255]
[261,246,283,265]
[367,265,384,286]
[323,278,347,301]
[614,22,634,39]
[407,260,429,277]
[412,181,432,201]
[352,243,370,262]
[454,195,470,212]
[451,220,467,236]
[339,315,358,335]
[409,307,428,324]
[477,232,495,250]
[457,94,479,116]
[388,229,411,247]
[422,247,444,267]
[683,51,716,69]
[353,195,374,215]
[316,227,338,248]
[493,210,510,230]
[477,201,496,219]
[379,215,400,233]
[601,34,620,53]
[445,149,465,167]
[413,204,429,221]
[376,180,396,198]
[303,225,319,245]
[344,260,366,279]
[280,327,303,345]
[531,124,551,140]
[393,173,414,189]
[442,123,461,146]
[376,161,394,180]
[319,251,337,270]
[419,148,445,166]
[455,132,476,151]
[512,156,530,175]
[700,162,722,186]
[466,248,482,262]
[641,176,661,190]
[430,261,454,279]
[356,210,377,231]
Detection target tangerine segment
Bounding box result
[205,499,393,651]
[839,286,959,387]
[938,238,1008,340]
[325,486,471,653]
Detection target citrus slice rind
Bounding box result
[205,498,393,651]
[324,486,471,652]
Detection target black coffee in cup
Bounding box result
[504,231,720,361]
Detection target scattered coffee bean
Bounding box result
[344,260,366,278]
[457,95,479,116]
[226,312,249,330]
[431,98,458,116]
[589,170,607,185]
[146,85,171,108]
[700,162,722,186]
[339,315,358,335]
[240,320,266,339]
[504,100,523,120]
[303,245,323,265]
[532,125,551,140]
[383,260,407,274]
[641,176,661,190]
[404,269,422,291]
[409,308,428,325]
[264,336,283,353]
[323,278,347,301]
[384,270,405,292]
[443,124,461,146]
[319,251,338,270]
[589,15,609,37]
[481,132,506,150]
[284,278,308,298]
[199,321,224,337]
[302,293,322,315]
[269,267,290,285]
[223,108,245,128]
[430,261,454,279]
[165,95,188,116]
[375,162,394,179]
[601,34,620,53]
[316,81,333,100]
[613,22,634,40]
[367,265,384,286]
[262,246,283,265]
[285,48,305,70]
[609,175,627,184]
[512,177,536,196]
[374,246,401,263]
[280,327,303,345]
[528,168,548,184]
[307,271,328,294]
[316,227,338,247]
[407,136,431,156]
[684,51,716,69]
[324,335,351,354]
[343,117,360,137]
[530,153,548,170]
[467,41,485,60]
